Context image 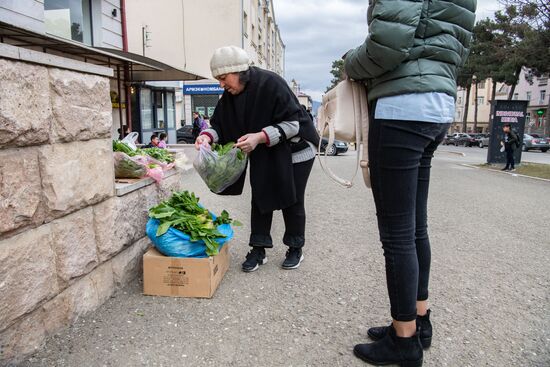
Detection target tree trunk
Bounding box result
[462,84,471,132]
[507,66,522,100]
[488,80,497,133]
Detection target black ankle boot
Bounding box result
[354,325,423,366]
[368,310,432,349]
[416,310,432,348]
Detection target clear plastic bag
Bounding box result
[114,152,147,179]
[193,144,248,194]
[114,152,170,183]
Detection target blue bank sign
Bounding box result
[183,84,224,95]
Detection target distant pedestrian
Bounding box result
[158,132,168,149]
[203,114,211,129]
[192,112,204,140]
[343,1,476,366]
[501,124,519,171]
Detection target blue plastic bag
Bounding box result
[146,217,233,258]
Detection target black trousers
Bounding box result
[249,158,314,248]
[505,148,515,169]
[369,118,450,321]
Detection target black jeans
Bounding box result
[505,148,515,169]
[250,158,314,248]
[369,118,450,321]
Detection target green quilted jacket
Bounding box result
[344,0,477,102]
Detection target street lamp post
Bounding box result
[473,75,478,133]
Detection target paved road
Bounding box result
[438,145,550,165]
[23,151,550,367]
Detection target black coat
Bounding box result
[504,131,519,151]
[209,67,319,213]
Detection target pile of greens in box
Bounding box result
[146,191,240,257]
[113,140,176,182]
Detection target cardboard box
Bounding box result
[143,244,230,298]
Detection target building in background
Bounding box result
[179,0,286,130]
[454,68,549,135]
[290,79,312,112]
[514,68,548,135]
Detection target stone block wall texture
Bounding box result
[0,58,187,365]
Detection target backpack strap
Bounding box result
[318,102,361,188]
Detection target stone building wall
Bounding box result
[0,57,184,365]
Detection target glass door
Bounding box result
[154,91,165,130]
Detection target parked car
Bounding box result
[176,123,195,144]
[443,135,455,145]
[456,133,478,147]
[443,133,465,146]
[523,134,549,152]
[319,138,348,156]
[475,133,490,148]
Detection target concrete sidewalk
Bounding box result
[21,154,550,367]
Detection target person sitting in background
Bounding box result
[117,125,131,140]
[144,134,159,148]
[158,132,168,149]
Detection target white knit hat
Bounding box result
[210,46,250,78]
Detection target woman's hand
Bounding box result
[235,132,266,154]
[195,134,211,150]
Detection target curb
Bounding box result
[439,150,466,157]
[460,164,550,183]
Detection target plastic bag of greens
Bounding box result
[114,152,166,182]
[114,152,147,179]
[193,142,247,194]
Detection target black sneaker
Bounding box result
[501,167,509,171]
[367,310,433,349]
[282,248,304,270]
[242,247,267,272]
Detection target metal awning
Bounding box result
[0,21,206,81]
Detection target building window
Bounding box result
[526,113,531,126]
[44,0,92,45]
[478,79,486,89]
[513,93,519,100]
[477,97,484,105]
[526,91,531,101]
[541,90,546,104]
[243,12,248,37]
[457,97,462,105]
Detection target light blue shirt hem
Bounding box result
[375,92,455,124]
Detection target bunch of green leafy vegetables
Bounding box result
[141,147,174,163]
[112,141,174,163]
[212,142,245,160]
[148,191,240,256]
[113,140,137,156]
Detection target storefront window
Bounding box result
[140,89,153,130]
[166,92,175,129]
[44,0,92,45]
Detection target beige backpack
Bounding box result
[317,79,371,188]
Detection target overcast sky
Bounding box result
[273,0,504,102]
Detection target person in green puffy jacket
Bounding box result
[344,1,476,366]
